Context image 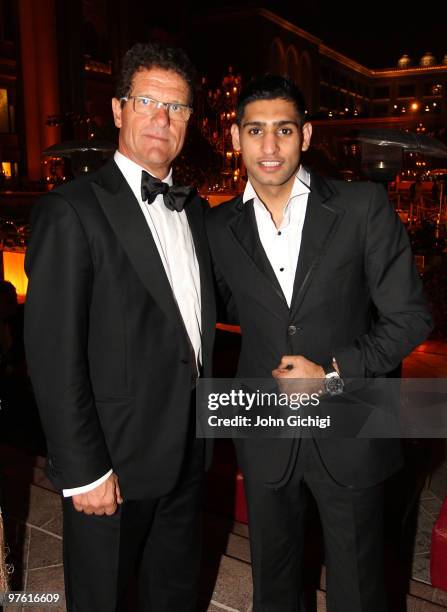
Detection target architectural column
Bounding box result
[18,0,60,181]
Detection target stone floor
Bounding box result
[1,340,447,611]
[2,451,257,612]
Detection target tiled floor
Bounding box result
[2,445,447,612]
[1,340,447,611]
[0,460,447,612]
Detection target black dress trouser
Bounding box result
[241,439,387,612]
[62,434,204,612]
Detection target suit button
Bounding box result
[288,325,297,336]
[180,358,189,364]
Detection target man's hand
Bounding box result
[273,355,325,379]
[273,355,325,397]
[72,472,123,516]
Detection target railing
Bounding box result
[389,193,446,226]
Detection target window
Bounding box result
[424,82,443,96]
[0,88,9,132]
[269,39,285,74]
[373,86,390,99]
[372,103,389,117]
[320,85,330,108]
[0,0,14,42]
[398,84,416,98]
[1,161,18,180]
[320,64,329,80]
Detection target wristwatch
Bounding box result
[322,359,344,395]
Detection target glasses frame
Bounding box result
[120,95,193,121]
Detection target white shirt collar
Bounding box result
[114,150,173,202]
[242,165,311,207]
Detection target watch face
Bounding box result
[325,376,344,396]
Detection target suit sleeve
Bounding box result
[213,259,240,325]
[205,207,239,325]
[24,192,112,489]
[333,183,433,378]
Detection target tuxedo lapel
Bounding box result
[290,174,344,319]
[227,197,287,306]
[91,160,181,323]
[184,195,215,344]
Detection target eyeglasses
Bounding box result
[120,95,193,122]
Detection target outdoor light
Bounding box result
[2,249,28,301]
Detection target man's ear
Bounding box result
[231,123,241,152]
[111,98,123,129]
[301,122,312,152]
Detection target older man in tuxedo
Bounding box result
[206,74,432,611]
[25,42,215,611]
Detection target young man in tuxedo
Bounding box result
[206,75,432,611]
[25,42,215,611]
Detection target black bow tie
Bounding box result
[141,170,193,212]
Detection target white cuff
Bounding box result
[62,469,113,497]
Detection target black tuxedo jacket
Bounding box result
[206,173,432,488]
[25,159,216,499]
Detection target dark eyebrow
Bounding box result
[241,120,300,128]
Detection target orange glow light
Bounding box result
[2,249,28,301]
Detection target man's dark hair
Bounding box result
[236,74,306,125]
[116,42,197,104]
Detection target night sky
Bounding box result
[188,1,446,69]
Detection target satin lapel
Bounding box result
[227,197,287,306]
[184,195,215,343]
[91,160,181,321]
[290,174,344,319]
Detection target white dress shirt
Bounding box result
[244,166,310,307]
[63,151,202,497]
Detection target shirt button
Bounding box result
[279,267,285,272]
[288,325,297,336]
[278,231,282,235]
